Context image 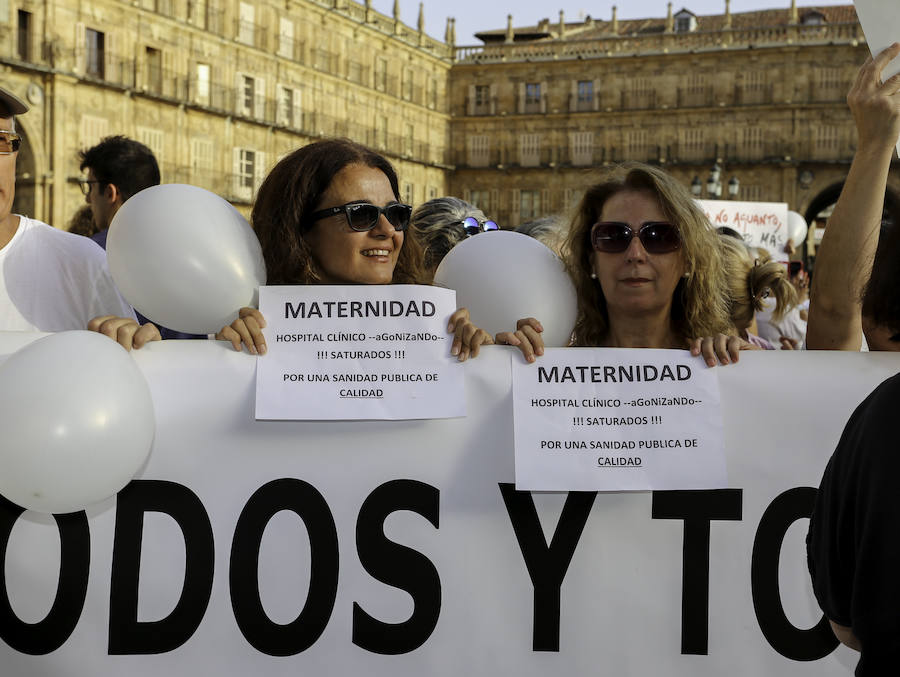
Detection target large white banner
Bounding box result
[0,334,894,676]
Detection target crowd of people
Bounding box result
[1,42,899,676]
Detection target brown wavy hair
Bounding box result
[252,138,426,285]
[564,163,731,346]
[719,235,797,331]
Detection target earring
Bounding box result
[590,272,597,279]
[682,272,689,279]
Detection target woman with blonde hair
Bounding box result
[498,163,751,365]
[719,235,797,349]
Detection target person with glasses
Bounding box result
[497,163,752,365]
[409,196,499,276]
[216,138,492,360]
[77,135,201,345]
[78,136,160,249]
[0,85,135,332]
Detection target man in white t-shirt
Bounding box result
[0,85,136,333]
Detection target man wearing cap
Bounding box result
[0,85,136,333]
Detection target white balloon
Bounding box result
[107,184,267,334]
[787,211,808,246]
[0,331,155,514]
[433,230,577,346]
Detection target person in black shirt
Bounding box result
[807,43,900,676]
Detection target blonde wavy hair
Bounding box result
[564,163,731,346]
[719,236,797,331]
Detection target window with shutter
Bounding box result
[741,126,764,161]
[466,135,490,167]
[279,18,294,59]
[473,85,490,115]
[524,83,542,114]
[80,115,109,148]
[520,190,540,220]
[518,134,541,167]
[238,2,255,45]
[85,28,105,79]
[233,148,256,201]
[570,132,593,166]
[136,127,164,163]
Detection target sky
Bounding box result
[370,0,854,44]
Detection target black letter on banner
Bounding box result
[0,496,89,654]
[230,478,338,656]
[109,480,214,654]
[353,480,441,654]
[651,489,743,655]
[499,483,596,652]
[751,487,838,660]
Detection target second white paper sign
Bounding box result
[513,347,727,491]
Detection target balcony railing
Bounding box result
[733,84,775,106]
[455,22,864,63]
[620,90,657,110]
[677,87,716,108]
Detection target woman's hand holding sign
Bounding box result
[447,307,494,362]
[687,334,759,367]
[496,318,546,363]
[217,307,267,355]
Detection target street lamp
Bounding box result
[690,176,702,196]
[690,164,740,199]
[706,163,722,197]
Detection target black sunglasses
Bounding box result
[309,201,412,232]
[460,216,499,236]
[79,179,103,196]
[590,221,681,255]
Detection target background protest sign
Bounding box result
[256,285,464,420]
[853,0,900,157]
[512,348,726,491]
[697,199,789,262]
[0,337,896,676]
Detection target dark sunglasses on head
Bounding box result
[590,221,681,255]
[460,216,499,236]
[309,201,412,232]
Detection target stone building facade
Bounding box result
[2,0,896,258]
[448,3,900,253]
[2,0,452,227]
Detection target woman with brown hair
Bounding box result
[218,138,492,360]
[498,163,750,364]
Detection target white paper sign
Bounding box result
[853,0,900,156]
[255,284,465,420]
[697,199,789,262]
[512,348,726,491]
